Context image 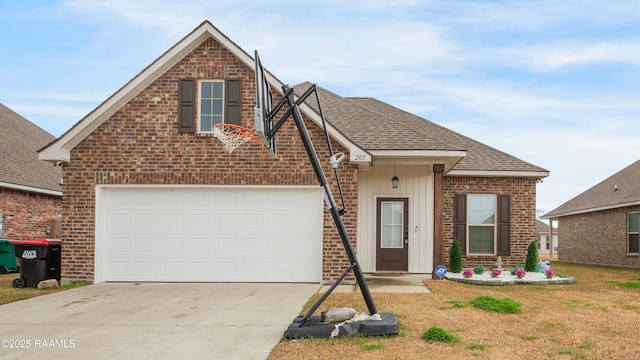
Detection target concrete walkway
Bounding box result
[319,274,432,294]
[0,283,318,359]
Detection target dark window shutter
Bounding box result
[225,79,241,125]
[454,194,467,255]
[178,78,195,133]
[497,194,511,256]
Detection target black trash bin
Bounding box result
[11,239,62,288]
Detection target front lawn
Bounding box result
[269,262,640,359]
[0,274,87,305]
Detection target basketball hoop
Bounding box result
[213,124,259,153]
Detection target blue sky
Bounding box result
[1,0,638,217]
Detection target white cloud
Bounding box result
[433,0,640,31]
[9,0,638,215]
[503,40,640,72]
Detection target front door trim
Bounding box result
[375,197,409,271]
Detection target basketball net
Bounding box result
[213,124,259,153]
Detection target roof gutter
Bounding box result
[447,169,550,178]
[541,200,640,219]
[0,182,63,197]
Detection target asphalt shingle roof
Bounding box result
[544,159,640,218]
[0,103,62,193]
[296,83,547,174]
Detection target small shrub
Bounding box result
[545,267,555,278]
[471,296,521,314]
[511,263,525,275]
[422,326,461,343]
[462,269,474,278]
[449,239,462,273]
[491,268,502,278]
[514,268,526,279]
[489,263,499,270]
[525,240,538,272]
[473,265,485,274]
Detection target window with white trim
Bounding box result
[198,80,224,133]
[628,212,639,254]
[467,194,497,255]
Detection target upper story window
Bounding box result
[628,212,639,254]
[199,80,224,133]
[467,194,497,255]
[177,78,241,134]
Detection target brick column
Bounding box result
[432,164,445,279]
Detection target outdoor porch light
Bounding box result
[391,175,399,189]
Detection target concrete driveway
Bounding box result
[0,282,319,359]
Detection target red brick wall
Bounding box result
[62,37,357,282]
[0,188,62,240]
[558,205,640,267]
[442,176,538,269]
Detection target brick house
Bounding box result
[543,159,640,267]
[0,103,62,241]
[39,21,548,284]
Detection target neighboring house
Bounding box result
[0,103,63,240]
[543,159,640,268]
[39,21,548,284]
[536,219,557,256]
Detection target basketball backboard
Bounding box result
[254,50,277,158]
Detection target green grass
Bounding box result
[470,296,521,314]
[439,299,469,310]
[361,343,385,350]
[0,274,89,305]
[422,326,461,343]
[558,347,577,356]
[607,280,640,288]
[467,343,488,350]
[520,334,538,341]
[564,299,581,308]
[61,281,89,289]
[579,341,597,349]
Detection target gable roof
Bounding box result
[38,20,548,177]
[297,84,549,176]
[39,20,367,164]
[0,103,62,195]
[536,219,556,233]
[543,159,640,219]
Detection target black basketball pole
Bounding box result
[283,86,378,316]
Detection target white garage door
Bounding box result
[96,186,323,283]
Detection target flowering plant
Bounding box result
[491,268,502,278]
[514,268,526,278]
[462,269,474,278]
[545,267,555,279]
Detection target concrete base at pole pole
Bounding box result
[283,312,398,339]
